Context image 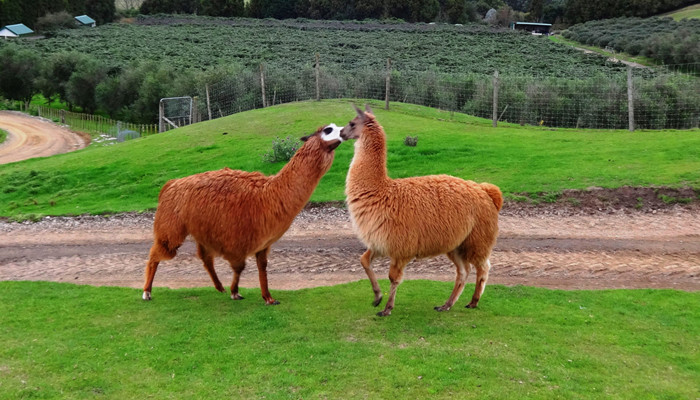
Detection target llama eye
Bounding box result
[323,127,333,135]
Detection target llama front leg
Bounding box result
[377,258,409,317]
[256,248,279,305]
[360,249,382,306]
[435,250,470,311]
[228,260,246,300]
[197,243,225,293]
[466,259,491,308]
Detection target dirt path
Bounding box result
[0,111,88,164]
[1,206,698,293]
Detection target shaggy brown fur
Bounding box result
[341,105,503,316]
[142,125,342,304]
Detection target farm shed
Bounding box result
[511,22,552,35]
[0,24,34,39]
[75,15,96,28]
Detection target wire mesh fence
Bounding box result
[35,106,158,141]
[196,62,700,130]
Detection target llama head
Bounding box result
[340,104,375,141]
[300,123,343,152]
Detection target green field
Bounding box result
[1,100,699,220]
[0,128,7,145]
[2,15,634,78]
[663,3,700,20]
[1,280,698,399]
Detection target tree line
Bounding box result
[0,0,115,29]
[137,0,698,24]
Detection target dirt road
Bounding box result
[0,111,87,164]
[1,206,698,293]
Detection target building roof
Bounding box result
[514,22,553,27]
[75,15,96,25]
[2,24,34,35]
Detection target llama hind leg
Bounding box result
[435,250,471,312]
[256,248,279,305]
[142,239,181,300]
[197,243,224,293]
[466,259,491,309]
[377,258,409,317]
[360,249,382,307]
[228,259,246,300]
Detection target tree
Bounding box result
[86,0,116,24]
[0,46,42,108]
[65,58,107,114]
[528,0,543,22]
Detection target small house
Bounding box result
[75,15,96,28]
[0,24,34,39]
[511,22,552,35]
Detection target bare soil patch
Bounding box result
[0,111,88,165]
[1,191,698,293]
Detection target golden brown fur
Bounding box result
[341,105,502,316]
[142,125,341,304]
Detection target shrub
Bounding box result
[35,11,76,32]
[262,136,301,163]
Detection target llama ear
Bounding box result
[353,103,364,118]
[300,135,310,142]
[365,104,373,114]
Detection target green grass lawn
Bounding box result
[0,128,7,145]
[662,3,700,20]
[0,281,697,399]
[1,100,699,220]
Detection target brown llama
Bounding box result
[340,105,503,316]
[142,123,344,304]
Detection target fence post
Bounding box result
[60,109,66,124]
[627,66,635,132]
[192,96,199,124]
[315,53,320,101]
[158,100,164,133]
[205,83,213,121]
[385,58,391,110]
[260,63,267,108]
[492,70,499,128]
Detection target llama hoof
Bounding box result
[231,294,245,300]
[434,305,450,312]
[372,297,383,307]
[266,300,280,306]
[142,291,151,301]
[376,310,391,317]
[215,285,225,293]
[465,303,477,309]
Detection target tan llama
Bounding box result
[340,105,502,316]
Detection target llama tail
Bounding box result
[480,183,503,212]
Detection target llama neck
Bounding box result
[270,144,329,213]
[348,128,389,191]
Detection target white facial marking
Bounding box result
[321,123,343,142]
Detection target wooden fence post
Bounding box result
[205,83,212,121]
[60,109,66,124]
[260,63,267,108]
[492,70,499,128]
[627,66,635,132]
[315,53,320,101]
[385,58,391,110]
[159,100,164,133]
[192,96,199,124]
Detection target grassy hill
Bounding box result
[1,100,699,220]
[662,3,700,20]
[0,280,698,399]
